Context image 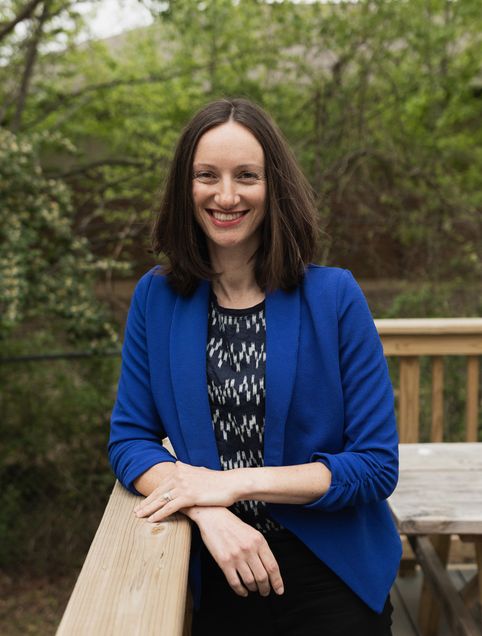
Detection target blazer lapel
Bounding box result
[169,280,300,471]
[264,286,300,467]
[170,280,221,470]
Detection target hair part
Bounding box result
[151,97,320,295]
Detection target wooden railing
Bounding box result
[376,318,482,443]
[56,441,192,636]
[56,318,482,635]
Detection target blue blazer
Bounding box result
[109,264,402,613]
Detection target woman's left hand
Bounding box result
[133,461,239,522]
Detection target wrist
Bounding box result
[181,505,229,526]
[230,467,256,502]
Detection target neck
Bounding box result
[209,244,265,309]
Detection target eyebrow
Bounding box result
[193,163,264,171]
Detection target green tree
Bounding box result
[2,0,481,290]
[0,0,121,346]
[0,127,119,344]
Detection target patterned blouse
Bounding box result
[206,293,283,534]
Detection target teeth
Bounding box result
[212,211,244,221]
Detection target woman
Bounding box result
[109,97,401,635]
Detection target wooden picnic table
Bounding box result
[389,443,482,636]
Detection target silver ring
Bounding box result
[162,491,172,503]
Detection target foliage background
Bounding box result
[0,0,481,632]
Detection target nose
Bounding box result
[214,178,240,209]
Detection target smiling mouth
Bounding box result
[207,209,249,222]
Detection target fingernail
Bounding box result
[276,587,284,595]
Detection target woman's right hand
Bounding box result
[185,506,284,598]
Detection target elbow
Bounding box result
[380,462,399,499]
[370,470,398,502]
[366,455,399,502]
[302,448,399,511]
[107,441,125,485]
[331,459,399,510]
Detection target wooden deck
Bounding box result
[56,319,482,634]
[392,566,480,635]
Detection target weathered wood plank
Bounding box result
[391,500,482,535]
[418,535,451,636]
[56,481,191,636]
[431,357,444,442]
[475,539,482,623]
[400,536,476,568]
[375,319,482,335]
[391,581,419,636]
[390,478,482,535]
[398,444,482,471]
[408,536,481,636]
[460,573,479,607]
[399,358,420,442]
[394,568,479,636]
[379,335,482,356]
[390,444,482,535]
[466,357,480,443]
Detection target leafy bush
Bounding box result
[0,333,119,574]
[0,128,119,347]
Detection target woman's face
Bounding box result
[192,121,266,257]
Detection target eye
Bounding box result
[193,171,217,182]
[238,172,261,182]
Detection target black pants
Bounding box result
[192,529,393,636]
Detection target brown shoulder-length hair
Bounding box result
[152,97,320,295]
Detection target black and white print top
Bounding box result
[206,293,283,534]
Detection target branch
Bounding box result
[46,157,150,179]
[0,0,44,42]
[12,0,50,132]
[24,64,205,130]
[106,211,140,289]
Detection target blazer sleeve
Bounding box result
[303,269,399,512]
[108,271,176,494]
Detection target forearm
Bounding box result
[232,462,331,505]
[133,462,227,523]
[133,460,332,524]
[133,461,176,496]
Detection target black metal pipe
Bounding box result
[0,350,122,363]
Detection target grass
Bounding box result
[0,572,77,636]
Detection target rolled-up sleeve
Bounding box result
[304,269,398,512]
[108,271,176,494]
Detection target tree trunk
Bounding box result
[11,0,50,133]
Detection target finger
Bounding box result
[134,486,167,511]
[222,567,249,598]
[135,484,171,508]
[147,498,184,522]
[235,562,258,593]
[242,557,271,596]
[134,496,160,515]
[135,495,169,517]
[135,484,178,516]
[259,544,284,595]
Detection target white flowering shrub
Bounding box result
[0,129,118,347]
[0,130,122,572]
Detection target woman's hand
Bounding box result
[188,506,285,598]
[134,461,239,522]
